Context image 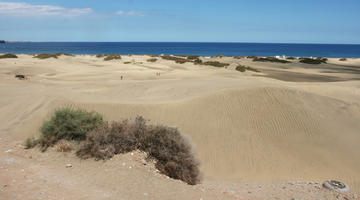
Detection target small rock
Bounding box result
[130,152,134,156]
[66,163,72,168]
[3,184,7,188]
[143,192,148,196]
[4,149,12,153]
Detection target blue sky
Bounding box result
[0,0,359,43]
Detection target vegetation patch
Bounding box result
[38,108,103,151]
[27,109,201,185]
[77,116,201,185]
[253,57,291,63]
[186,55,200,60]
[147,58,158,62]
[96,54,106,58]
[286,57,296,60]
[339,58,347,61]
[202,61,230,67]
[299,57,327,64]
[0,53,18,59]
[55,53,74,57]
[33,54,58,59]
[236,65,260,72]
[123,62,131,64]
[104,54,122,61]
[161,55,190,64]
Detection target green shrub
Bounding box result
[33,54,58,59]
[202,61,230,67]
[77,116,201,185]
[339,58,347,61]
[0,54,18,59]
[24,137,38,149]
[253,57,291,63]
[104,54,122,61]
[39,108,103,150]
[236,65,260,73]
[299,57,327,64]
[123,62,131,64]
[147,58,157,62]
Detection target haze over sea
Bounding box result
[1,42,360,58]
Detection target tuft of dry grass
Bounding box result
[56,140,74,152]
[104,54,122,61]
[147,58,157,62]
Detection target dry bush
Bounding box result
[33,54,58,59]
[202,61,230,67]
[77,116,201,185]
[56,140,74,152]
[147,58,157,62]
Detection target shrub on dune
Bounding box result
[161,55,189,64]
[55,53,73,57]
[299,57,327,64]
[104,54,122,61]
[236,65,260,72]
[339,58,347,61]
[33,54,58,59]
[0,53,18,59]
[96,54,106,58]
[147,58,158,62]
[39,108,103,150]
[286,57,296,60]
[202,61,230,67]
[186,55,200,60]
[253,57,291,63]
[77,116,201,185]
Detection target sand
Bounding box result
[0,54,360,199]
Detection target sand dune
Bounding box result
[0,55,360,199]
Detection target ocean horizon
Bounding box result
[1,42,360,58]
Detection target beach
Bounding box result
[1,54,360,199]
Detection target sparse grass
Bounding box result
[193,58,203,65]
[339,58,347,61]
[299,57,327,64]
[0,53,18,59]
[286,57,296,60]
[33,54,58,59]
[39,108,103,151]
[24,137,38,149]
[202,61,230,67]
[253,57,291,63]
[76,116,201,185]
[236,65,260,72]
[123,61,131,64]
[215,55,224,58]
[147,58,157,62]
[104,54,122,61]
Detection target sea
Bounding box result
[1,42,360,58]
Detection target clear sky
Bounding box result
[0,0,359,44]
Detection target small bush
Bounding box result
[104,54,122,61]
[0,54,18,59]
[39,108,103,150]
[147,58,157,62]
[299,57,327,64]
[286,57,296,60]
[24,137,38,149]
[339,58,347,61]
[202,61,230,67]
[253,57,291,63]
[96,54,106,58]
[123,62,131,64]
[236,65,260,73]
[77,116,201,185]
[33,54,58,59]
[215,55,224,58]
